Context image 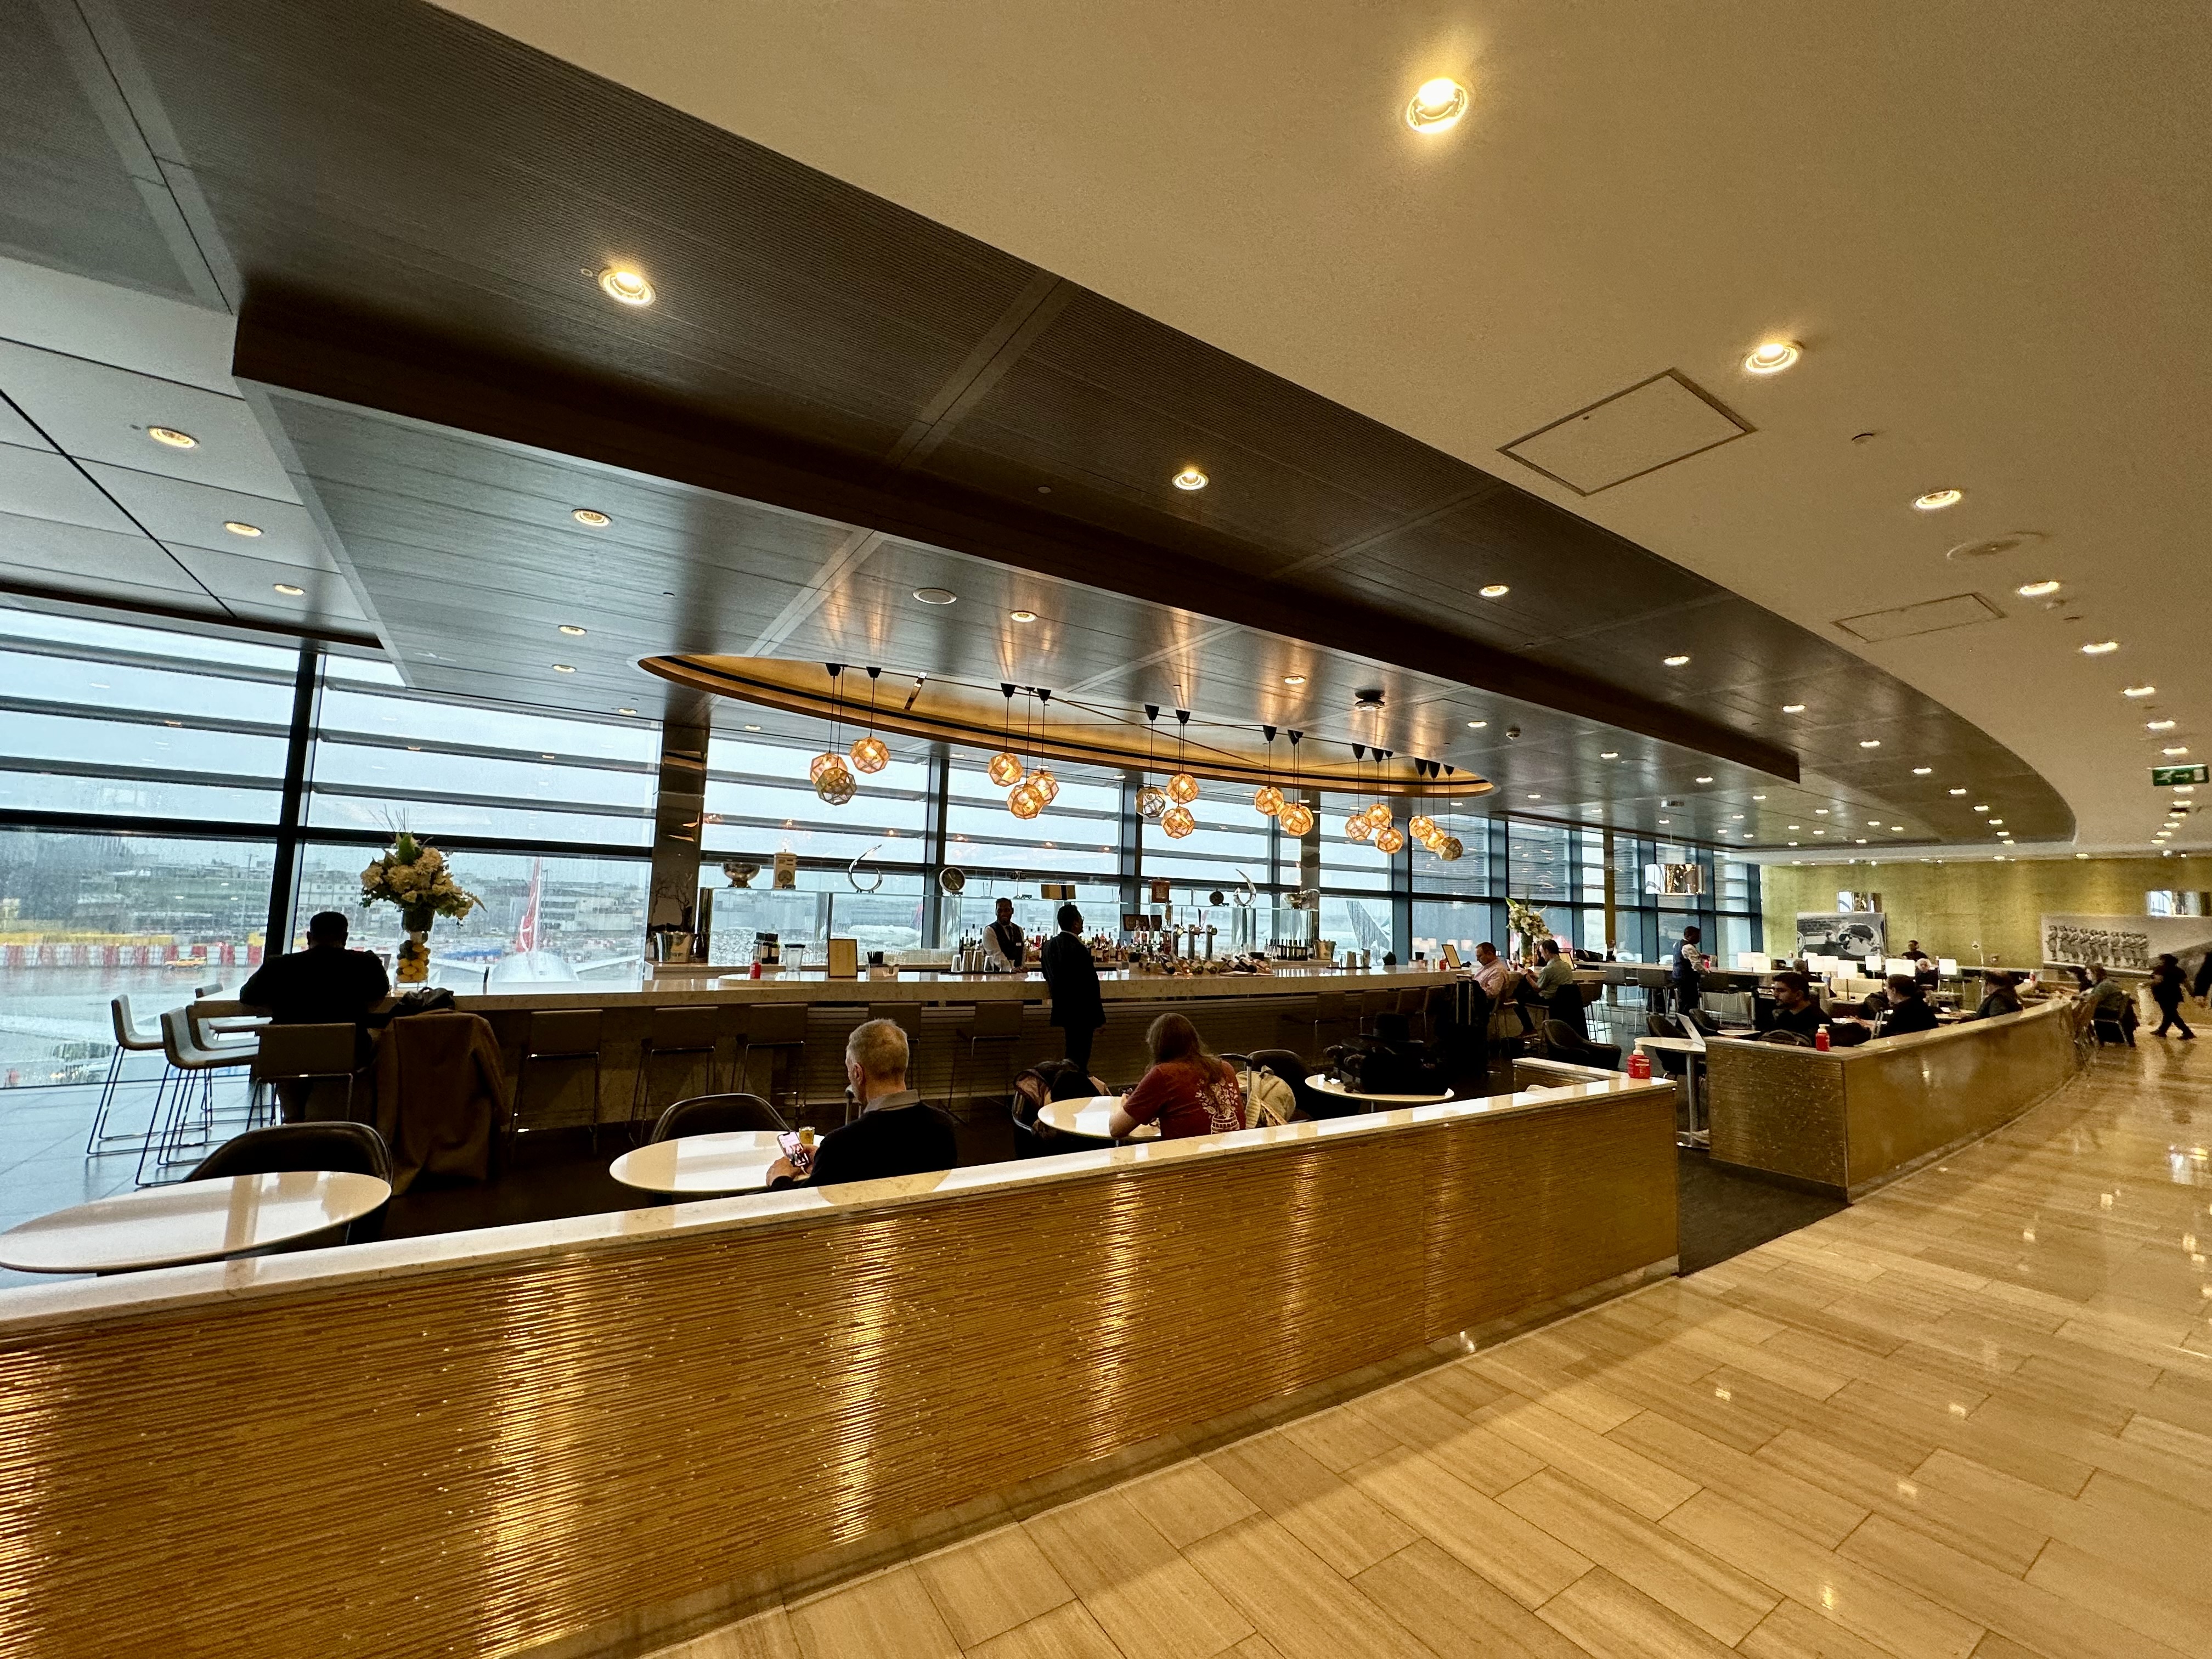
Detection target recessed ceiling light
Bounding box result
[1404,76,1470,133]
[1657,819,1671,825]
[1859,740,1882,749]
[146,426,197,449]
[552,663,576,673]
[271,582,304,596]
[572,509,611,527]
[1479,584,1510,599]
[596,266,654,306]
[1912,488,1963,512]
[1949,787,1967,795]
[1781,703,1805,713]
[1664,654,1691,667]
[617,707,637,716]
[743,724,761,732]
[2017,579,2061,597]
[1743,341,1802,375]
[1911,766,1932,775]
[2076,852,2090,859]
[1600,750,1618,759]
[1526,793,1542,800]
[1282,674,1307,686]
[1171,466,1209,492]
[1989,819,2004,826]
[1973,804,1989,812]
[1695,775,1714,784]
[223,520,262,538]
[1787,823,1801,830]
[913,588,957,605]
[2164,746,2190,755]
[1787,841,1799,847]
[2149,720,2178,731]
[2124,685,2155,698]
[1814,809,1829,815]
[1813,828,1826,834]
[558,624,587,636]
[1731,813,1745,820]
[1468,719,1488,730]
[2081,640,2119,655]
[1009,609,1037,623]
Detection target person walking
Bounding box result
[1039,904,1106,1076]
[2149,953,2195,1039]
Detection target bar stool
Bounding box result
[1396,987,1431,1042]
[515,1009,604,1145]
[1300,991,1351,1052]
[949,1001,1025,1119]
[735,1003,809,1117]
[88,995,171,1154]
[251,1023,363,1125]
[629,1006,724,1135]
[137,1007,258,1185]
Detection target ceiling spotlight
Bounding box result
[572,509,611,527]
[1911,766,1932,775]
[1859,739,1881,748]
[1171,466,1209,492]
[596,266,654,306]
[1600,750,1618,759]
[1731,813,1745,820]
[271,582,304,596]
[1695,776,1714,784]
[558,624,587,636]
[1912,489,1963,512]
[1009,609,1038,623]
[1788,824,1801,830]
[2164,746,2190,756]
[2017,579,2061,598]
[1743,341,1802,375]
[1405,76,1470,133]
[913,588,957,605]
[147,426,198,449]
[1468,719,1487,729]
[1989,819,2004,826]
[552,663,576,673]
[1526,793,1542,801]
[1815,808,1829,814]
[1949,787,1967,795]
[1781,703,1805,713]
[2149,720,2178,731]
[617,707,637,716]
[2080,640,2119,654]
[2124,685,2156,698]
[1973,804,1989,812]
[223,520,263,538]
[1282,674,1307,686]
[1663,654,1691,667]
[1479,584,1510,599]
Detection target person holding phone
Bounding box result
[767,1019,956,1188]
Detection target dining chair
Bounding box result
[185,1122,392,1246]
[648,1092,787,1142]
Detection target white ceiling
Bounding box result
[0,255,365,634]
[436,0,2212,857]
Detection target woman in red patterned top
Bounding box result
[1108,1013,1245,1140]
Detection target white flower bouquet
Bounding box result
[360,832,479,933]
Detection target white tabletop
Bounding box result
[1305,1073,1455,1105]
[0,1171,391,1274]
[1036,1096,1160,1141]
[608,1131,788,1194]
[1635,1033,1706,1056]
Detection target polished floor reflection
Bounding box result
[663,1039,2211,1658]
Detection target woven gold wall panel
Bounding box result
[0,1092,1672,1658]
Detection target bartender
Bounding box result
[983,896,1026,972]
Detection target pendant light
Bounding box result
[1025,689,1059,805]
[812,664,857,805]
[1364,748,1394,832]
[1343,745,1374,842]
[1408,757,1437,846]
[1166,707,1200,804]
[1435,761,1464,860]
[987,683,1024,787]
[1375,823,1407,855]
[1136,706,1168,821]
[1006,686,1044,819]
[1162,803,1196,838]
[1252,724,1284,818]
[1277,731,1315,836]
[849,665,889,773]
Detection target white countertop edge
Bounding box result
[0,1075,1672,1336]
[1702,992,2075,1063]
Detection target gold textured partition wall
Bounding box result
[1705,997,2080,1197]
[0,1083,1674,1659]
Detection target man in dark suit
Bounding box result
[240,911,390,1029]
[1040,904,1106,1076]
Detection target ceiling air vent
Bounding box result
[1944,529,2047,563]
[1500,370,1751,496]
[1834,592,2004,644]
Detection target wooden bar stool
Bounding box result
[629,1005,723,1135]
[515,1009,604,1146]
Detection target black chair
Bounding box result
[185,1122,392,1246]
[736,1003,810,1113]
[1645,1012,1686,1040]
[515,1009,604,1145]
[1757,1030,1816,1047]
[1679,1007,1722,1038]
[649,1092,787,1142]
[630,1006,724,1132]
[1248,1046,1335,1119]
[951,1001,1025,1118]
[1542,1019,1622,1070]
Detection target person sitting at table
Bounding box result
[1873,974,1939,1037]
[1971,970,2024,1020]
[766,1019,957,1187]
[1472,941,1537,1034]
[240,910,390,1030]
[1754,971,1826,1039]
[2081,963,2135,1046]
[1108,1013,1244,1140]
[1533,938,1584,1035]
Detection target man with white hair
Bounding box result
[766,1018,957,1188]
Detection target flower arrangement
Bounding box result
[360,832,479,932]
[1504,897,1553,958]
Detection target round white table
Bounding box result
[608,1130,788,1195]
[1035,1096,1160,1141]
[0,1171,391,1274]
[1304,1073,1454,1108]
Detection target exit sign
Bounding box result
[2153,764,2208,786]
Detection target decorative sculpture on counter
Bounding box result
[848,845,884,894]
[721,859,759,888]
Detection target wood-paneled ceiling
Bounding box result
[0,0,2078,853]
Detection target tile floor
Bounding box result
[657,1039,2212,1659]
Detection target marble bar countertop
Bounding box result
[447,962,1466,1012]
[0,1068,1661,1335]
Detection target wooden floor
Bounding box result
[654,1040,2212,1659]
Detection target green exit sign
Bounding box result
[2153,764,2208,786]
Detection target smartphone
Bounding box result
[776,1131,813,1172]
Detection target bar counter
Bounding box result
[449,962,1465,1122]
[0,1066,1677,1659]
[1703,994,2084,1198]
